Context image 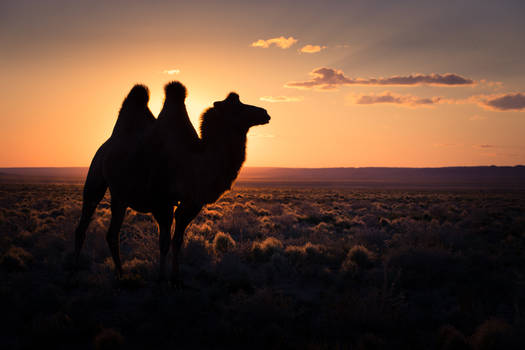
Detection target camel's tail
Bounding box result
[164,81,187,103]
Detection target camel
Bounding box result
[74,81,271,285]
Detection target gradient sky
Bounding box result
[1,0,525,167]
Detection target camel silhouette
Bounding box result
[74,81,271,285]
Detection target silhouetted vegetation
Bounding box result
[1,184,524,349]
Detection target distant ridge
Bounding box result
[1,166,524,188]
[0,167,88,184]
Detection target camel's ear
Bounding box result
[213,101,223,108]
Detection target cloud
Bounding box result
[251,36,298,49]
[163,69,180,75]
[476,92,525,111]
[474,144,496,149]
[260,95,303,103]
[299,44,326,53]
[349,91,442,107]
[285,67,474,90]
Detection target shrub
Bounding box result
[0,246,33,271]
[438,325,471,350]
[344,245,375,269]
[284,242,327,266]
[252,237,284,262]
[122,257,153,277]
[94,328,124,350]
[213,231,236,255]
[471,318,515,350]
[184,234,212,266]
[386,247,461,289]
[216,253,252,293]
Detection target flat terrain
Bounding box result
[1,184,524,349]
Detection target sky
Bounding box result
[1,0,525,168]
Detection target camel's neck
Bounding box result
[200,129,247,203]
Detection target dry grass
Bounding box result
[0,184,524,349]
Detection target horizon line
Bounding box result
[1,165,524,170]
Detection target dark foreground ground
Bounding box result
[0,184,524,349]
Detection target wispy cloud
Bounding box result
[260,95,303,103]
[349,91,442,107]
[163,69,180,75]
[285,67,475,90]
[474,92,525,111]
[474,144,496,149]
[299,44,326,53]
[251,36,298,49]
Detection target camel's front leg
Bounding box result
[106,200,126,278]
[153,205,174,282]
[171,203,202,287]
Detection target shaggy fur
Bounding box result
[156,81,200,151]
[74,82,270,285]
[111,84,155,137]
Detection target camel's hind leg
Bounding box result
[153,205,174,282]
[171,202,202,287]
[74,170,107,267]
[106,199,126,278]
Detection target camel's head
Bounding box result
[213,92,271,131]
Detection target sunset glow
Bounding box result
[1,0,524,167]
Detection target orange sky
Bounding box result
[1,0,524,167]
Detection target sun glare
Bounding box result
[146,91,208,133]
[186,96,210,131]
[148,96,163,117]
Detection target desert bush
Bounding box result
[213,231,236,255]
[252,237,283,262]
[386,247,461,289]
[438,325,471,350]
[94,328,124,350]
[13,229,33,247]
[471,318,516,350]
[189,221,213,237]
[285,242,330,267]
[354,228,390,250]
[216,253,252,293]
[343,245,375,270]
[122,257,153,275]
[0,245,33,271]
[183,233,212,266]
